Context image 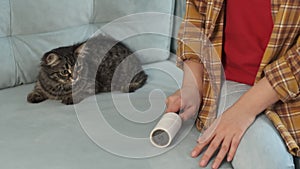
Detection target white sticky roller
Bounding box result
[150,112,182,148]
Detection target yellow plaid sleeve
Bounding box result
[264,36,300,102]
[176,0,225,130]
[176,0,205,69]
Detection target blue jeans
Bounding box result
[197,80,296,169]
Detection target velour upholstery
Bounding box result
[0,0,175,89]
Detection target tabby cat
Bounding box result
[27,34,148,105]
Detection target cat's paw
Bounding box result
[62,96,83,105]
[62,97,75,105]
[121,85,135,93]
[27,91,47,103]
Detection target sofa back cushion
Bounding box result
[0,0,175,89]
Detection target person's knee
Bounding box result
[231,114,295,169]
[232,151,294,169]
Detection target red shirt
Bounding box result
[223,0,273,85]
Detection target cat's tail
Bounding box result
[123,70,148,93]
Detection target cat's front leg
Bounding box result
[27,90,48,103]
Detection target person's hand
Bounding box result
[165,85,202,121]
[191,106,256,169]
[190,77,280,169]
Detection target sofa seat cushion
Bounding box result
[0,61,233,169]
[0,61,183,168]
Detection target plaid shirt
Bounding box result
[177,0,300,156]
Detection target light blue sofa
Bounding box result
[0,1,298,169]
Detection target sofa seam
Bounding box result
[167,0,176,58]
[8,0,18,86]
[91,0,96,24]
[8,0,12,35]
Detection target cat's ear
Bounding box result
[75,43,86,58]
[44,53,60,67]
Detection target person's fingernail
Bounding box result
[191,151,197,157]
[200,160,206,167]
[227,156,232,162]
[212,163,217,169]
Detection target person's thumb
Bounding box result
[165,97,181,113]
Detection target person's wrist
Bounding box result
[225,104,256,126]
[182,60,204,94]
[181,83,203,97]
[230,99,261,119]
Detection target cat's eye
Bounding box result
[61,70,69,75]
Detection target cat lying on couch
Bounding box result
[27,34,148,105]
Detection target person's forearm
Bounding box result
[230,77,280,117]
[182,60,204,93]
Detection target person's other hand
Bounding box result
[191,107,255,169]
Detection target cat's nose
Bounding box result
[71,73,78,82]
